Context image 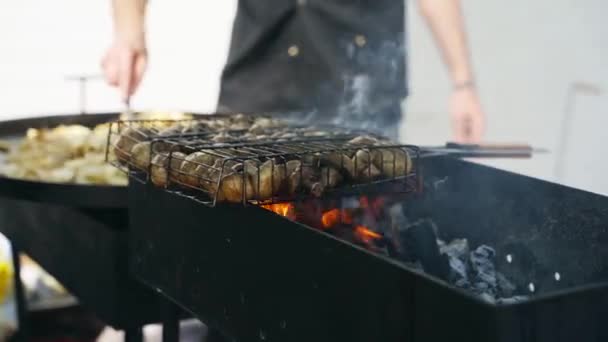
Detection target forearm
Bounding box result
[417,0,474,85]
[111,0,147,37]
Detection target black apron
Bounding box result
[218,0,407,137]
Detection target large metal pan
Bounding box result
[0,112,184,340]
[0,112,126,208]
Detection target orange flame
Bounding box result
[261,203,295,220]
[355,226,382,245]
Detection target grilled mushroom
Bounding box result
[113,127,150,163]
[130,141,174,171]
[321,166,343,188]
[353,149,382,180]
[244,159,286,200]
[150,152,187,187]
[179,151,218,187]
[216,168,256,203]
[372,148,413,178]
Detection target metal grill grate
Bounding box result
[107,115,419,206]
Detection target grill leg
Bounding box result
[8,243,28,342]
[162,301,180,342]
[124,325,143,342]
[206,328,229,342]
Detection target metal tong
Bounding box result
[421,142,548,159]
[123,98,136,120]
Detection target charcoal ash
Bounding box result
[438,241,523,302]
[439,239,470,288]
[383,204,526,302]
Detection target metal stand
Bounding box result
[206,328,230,342]
[162,300,180,342]
[8,244,27,342]
[125,325,144,342]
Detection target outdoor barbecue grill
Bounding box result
[0,113,185,341]
[117,116,608,342]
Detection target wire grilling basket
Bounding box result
[107,114,420,206]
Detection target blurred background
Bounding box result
[1,0,607,193]
[0,0,607,340]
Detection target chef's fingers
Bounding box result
[470,114,485,143]
[118,49,135,102]
[452,115,468,143]
[101,51,119,87]
[130,54,148,96]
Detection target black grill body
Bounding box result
[129,156,608,342]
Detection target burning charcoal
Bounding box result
[469,245,499,296]
[403,220,449,279]
[440,239,471,287]
[496,272,517,298]
[150,152,186,187]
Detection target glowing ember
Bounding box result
[321,208,354,229]
[261,203,295,220]
[321,208,340,229]
[261,196,385,249]
[355,226,382,245]
[360,196,384,216]
[342,210,353,225]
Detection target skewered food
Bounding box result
[150,152,187,187]
[111,114,415,203]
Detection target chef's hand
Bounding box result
[449,85,485,143]
[101,32,148,102]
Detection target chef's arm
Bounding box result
[103,0,149,101]
[417,0,475,87]
[111,0,147,37]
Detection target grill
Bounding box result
[108,116,420,206]
[105,115,608,342]
[127,156,608,342]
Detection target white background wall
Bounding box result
[406,0,608,193]
[0,0,607,194]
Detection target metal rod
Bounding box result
[9,244,28,342]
